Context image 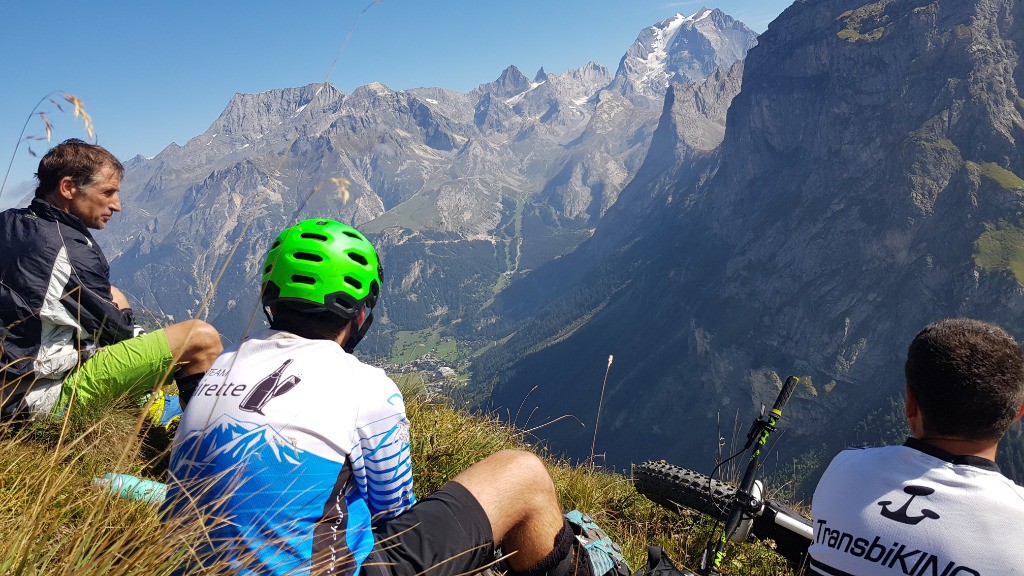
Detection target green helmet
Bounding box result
[261,218,382,321]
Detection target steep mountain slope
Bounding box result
[483,0,1024,484]
[103,10,756,350]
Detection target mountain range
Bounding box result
[101,1,1024,489]
[481,0,1024,489]
[105,8,757,350]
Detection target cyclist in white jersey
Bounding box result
[166,219,594,576]
[809,318,1024,575]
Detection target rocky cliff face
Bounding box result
[483,0,1024,484]
[104,10,755,346]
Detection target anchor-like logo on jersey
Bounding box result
[877,485,940,525]
[240,359,301,415]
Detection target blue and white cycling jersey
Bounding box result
[167,329,415,576]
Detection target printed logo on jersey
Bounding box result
[878,485,940,525]
[171,414,303,474]
[240,358,302,414]
[814,519,979,575]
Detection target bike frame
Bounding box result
[702,376,799,576]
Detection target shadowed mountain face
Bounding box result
[482,0,1024,485]
[102,10,756,350]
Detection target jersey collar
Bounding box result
[903,437,1001,472]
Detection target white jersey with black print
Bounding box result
[809,438,1024,575]
[166,329,415,576]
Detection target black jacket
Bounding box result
[0,199,134,385]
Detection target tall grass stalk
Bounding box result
[1,92,95,198]
[590,354,614,467]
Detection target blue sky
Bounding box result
[0,1,793,206]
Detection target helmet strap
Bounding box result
[343,307,374,353]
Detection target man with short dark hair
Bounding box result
[809,318,1024,575]
[166,218,603,576]
[0,138,222,420]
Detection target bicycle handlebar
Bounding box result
[771,376,799,414]
[705,375,800,575]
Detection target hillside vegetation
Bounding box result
[0,384,797,575]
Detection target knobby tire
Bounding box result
[633,461,734,522]
[633,460,813,569]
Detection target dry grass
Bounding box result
[0,411,203,575]
[0,385,798,575]
[404,391,797,574]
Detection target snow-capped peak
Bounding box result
[608,7,756,100]
[693,7,713,22]
[667,7,712,27]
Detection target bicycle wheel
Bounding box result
[633,461,734,522]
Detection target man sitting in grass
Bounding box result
[809,318,1024,574]
[0,139,222,421]
[166,218,611,576]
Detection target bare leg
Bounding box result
[110,285,130,310]
[162,319,222,377]
[451,450,566,571]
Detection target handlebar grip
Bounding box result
[770,376,799,413]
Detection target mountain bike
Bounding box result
[633,376,812,575]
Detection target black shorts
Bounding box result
[360,481,496,576]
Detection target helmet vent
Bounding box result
[300,232,329,242]
[348,252,368,266]
[264,264,273,274]
[271,240,282,248]
[343,230,363,240]
[292,275,316,285]
[294,251,323,262]
[345,276,363,290]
